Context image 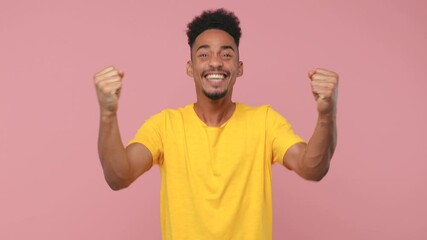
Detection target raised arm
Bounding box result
[283,68,338,181]
[94,66,153,190]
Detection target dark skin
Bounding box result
[93,29,338,190]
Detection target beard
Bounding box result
[202,89,228,100]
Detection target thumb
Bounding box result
[308,69,316,79]
[119,70,125,78]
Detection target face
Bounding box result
[187,29,243,100]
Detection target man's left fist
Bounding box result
[308,68,339,115]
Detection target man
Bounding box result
[94,8,338,240]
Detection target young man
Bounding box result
[94,8,338,240]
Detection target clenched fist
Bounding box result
[93,66,124,115]
[308,68,339,115]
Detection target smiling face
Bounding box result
[187,29,243,101]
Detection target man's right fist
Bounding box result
[93,66,124,115]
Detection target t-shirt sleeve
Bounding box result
[266,106,305,164]
[127,112,164,165]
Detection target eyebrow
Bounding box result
[196,45,236,52]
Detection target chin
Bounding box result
[203,90,228,100]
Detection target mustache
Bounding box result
[201,68,230,76]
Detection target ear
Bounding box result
[237,61,244,77]
[186,61,193,77]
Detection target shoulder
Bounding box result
[236,102,277,116]
[148,104,192,119]
[142,104,194,129]
[233,103,280,127]
[236,103,291,127]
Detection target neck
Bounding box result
[193,97,235,127]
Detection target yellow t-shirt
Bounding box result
[129,103,304,240]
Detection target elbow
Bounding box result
[304,173,326,182]
[105,176,132,191]
[101,164,134,191]
[300,165,330,182]
[108,182,129,191]
[298,152,332,182]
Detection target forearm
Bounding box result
[98,113,133,190]
[300,112,337,180]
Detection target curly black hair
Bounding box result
[186,8,242,48]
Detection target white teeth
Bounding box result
[205,74,225,80]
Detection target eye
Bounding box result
[198,53,208,58]
[223,53,233,58]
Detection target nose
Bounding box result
[208,54,223,68]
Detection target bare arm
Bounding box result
[94,66,153,190]
[283,68,338,181]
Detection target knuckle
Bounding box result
[93,75,101,84]
[331,73,339,81]
[101,87,108,94]
[97,80,106,88]
[102,87,112,95]
[95,82,103,90]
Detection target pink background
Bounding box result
[1,0,426,239]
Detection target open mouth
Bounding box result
[203,72,228,81]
